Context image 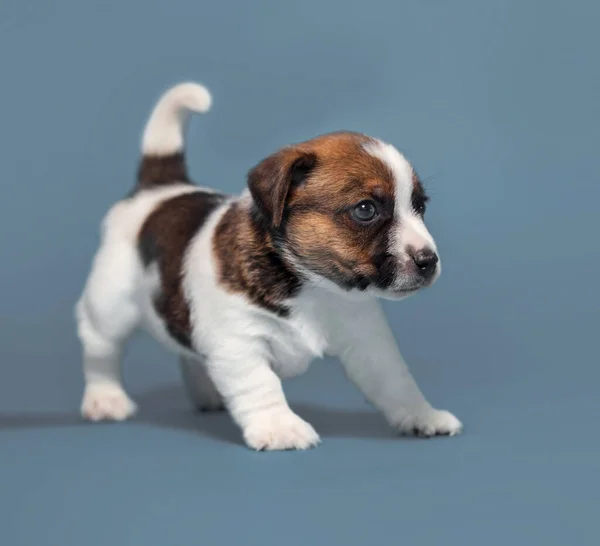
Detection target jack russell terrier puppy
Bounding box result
[76,82,462,450]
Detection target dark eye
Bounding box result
[352,200,378,222]
[412,195,428,216]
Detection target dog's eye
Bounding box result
[411,195,428,216]
[352,200,378,222]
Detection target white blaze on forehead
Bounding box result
[363,138,437,255]
[363,139,414,209]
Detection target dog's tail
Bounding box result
[135,82,212,192]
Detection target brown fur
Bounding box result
[135,153,191,193]
[213,202,301,316]
[138,191,226,347]
[248,132,400,291]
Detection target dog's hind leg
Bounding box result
[76,239,141,421]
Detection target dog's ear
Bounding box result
[248,147,317,229]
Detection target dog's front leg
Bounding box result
[332,299,462,437]
[206,349,320,451]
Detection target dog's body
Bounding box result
[76,82,462,450]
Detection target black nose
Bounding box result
[411,248,439,278]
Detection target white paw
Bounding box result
[394,408,463,438]
[81,384,137,422]
[243,411,321,451]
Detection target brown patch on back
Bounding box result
[213,202,301,315]
[138,190,226,348]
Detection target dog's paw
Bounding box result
[394,408,462,438]
[81,384,137,422]
[243,411,321,451]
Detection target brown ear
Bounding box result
[248,147,317,228]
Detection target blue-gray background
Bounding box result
[1,0,598,544]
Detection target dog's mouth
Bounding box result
[369,270,429,295]
[394,286,421,294]
[373,270,438,297]
[389,284,423,295]
[370,285,423,301]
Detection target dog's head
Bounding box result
[248,131,440,299]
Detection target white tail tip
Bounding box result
[141,82,212,156]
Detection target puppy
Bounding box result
[76,82,462,450]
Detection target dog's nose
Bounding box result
[411,248,438,278]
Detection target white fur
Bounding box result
[81,383,137,421]
[364,140,414,206]
[142,82,212,156]
[76,83,461,450]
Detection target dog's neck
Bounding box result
[212,199,302,317]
